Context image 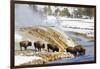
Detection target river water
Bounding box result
[47,31,95,64]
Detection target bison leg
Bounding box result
[20,46,22,51]
[48,48,50,52]
[40,48,41,52]
[39,48,41,52]
[74,52,77,57]
[81,49,85,55]
[83,50,85,55]
[71,51,77,57]
[38,48,40,52]
[80,50,85,56]
[77,49,85,56]
[34,47,37,52]
[52,49,54,52]
[37,48,40,52]
[24,47,27,50]
[80,52,83,55]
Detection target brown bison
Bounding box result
[34,41,45,52]
[66,47,77,56]
[19,40,32,51]
[66,45,86,56]
[47,44,59,52]
[74,45,85,56]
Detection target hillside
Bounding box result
[15,26,76,52]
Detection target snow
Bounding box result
[59,18,94,37]
[47,16,94,37]
[44,16,94,37]
[60,20,94,29]
[45,16,58,26]
[15,33,22,42]
[38,26,48,31]
[15,55,42,66]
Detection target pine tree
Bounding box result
[54,8,60,16]
[83,8,94,19]
[59,8,70,17]
[47,6,52,15]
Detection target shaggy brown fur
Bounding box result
[19,40,32,51]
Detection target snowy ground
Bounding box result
[45,16,94,37]
[15,55,42,66]
[59,18,94,37]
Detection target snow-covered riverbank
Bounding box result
[15,55,42,66]
[15,51,74,66]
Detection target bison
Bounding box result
[19,40,32,51]
[47,44,59,52]
[66,47,77,56]
[66,45,86,56]
[74,45,85,56]
[34,41,45,52]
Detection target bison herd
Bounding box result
[19,40,86,56]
